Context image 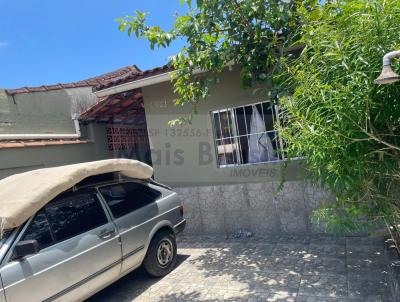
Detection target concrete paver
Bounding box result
[87,235,392,302]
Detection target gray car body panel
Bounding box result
[0,272,6,302]
[0,179,185,302]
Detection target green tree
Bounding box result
[279,0,400,234]
[117,0,314,124]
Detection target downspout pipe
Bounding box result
[0,114,82,140]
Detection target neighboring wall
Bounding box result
[0,87,111,179]
[0,123,111,179]
[0,141,98,179]
[0,89,75,134]
[0,87,96,135]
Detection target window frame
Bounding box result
[210,99,286,168]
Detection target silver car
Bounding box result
[0,173,186,302]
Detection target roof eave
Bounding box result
[94,71,174,97]
[94,67,209,97]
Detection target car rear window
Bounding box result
[99,182,161,218]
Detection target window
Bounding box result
[99,182,161,218]
[211,100,285,167]
[14,192,108,255]
[16,190,108,255]
[20,211,54,250]
[45,191,108,242]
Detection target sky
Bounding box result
[0,0,187,89]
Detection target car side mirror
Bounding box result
[14,240,39,260]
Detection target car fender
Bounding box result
[145,220,174,251]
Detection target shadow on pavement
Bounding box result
[86,254,190,302]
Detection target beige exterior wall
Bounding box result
[142,67,304,187]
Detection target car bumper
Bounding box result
[173,219,186,235]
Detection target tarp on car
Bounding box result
[0,159,153,230]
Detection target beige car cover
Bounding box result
[0,159,153,231]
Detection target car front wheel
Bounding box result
[143,231,177,277]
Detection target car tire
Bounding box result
[143,231,177,277]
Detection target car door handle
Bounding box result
[98,230,116,240]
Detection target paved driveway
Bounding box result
[87,235,392,302]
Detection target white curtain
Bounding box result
[248,105,276,163]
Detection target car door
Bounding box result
[0,285,6,302]
[98,182,161,273]
[0,189,122,302]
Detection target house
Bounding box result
[82,65,332,235]
[0,64,331,235]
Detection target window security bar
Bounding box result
[211,100,286,168]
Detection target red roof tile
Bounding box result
[79,89,145,123]
[94,65,172,91]
[79,65,172,123]
[6,65,141,95]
